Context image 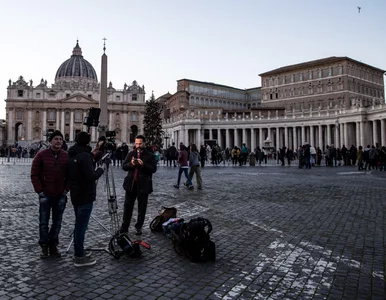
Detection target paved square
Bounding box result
[0,163,385,299]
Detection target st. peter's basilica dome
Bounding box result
[55,41,98,83]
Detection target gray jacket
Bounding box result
[189,151,201,167]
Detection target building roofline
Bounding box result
[177,78,260,92]
[259,56,386,76]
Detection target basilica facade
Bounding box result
[159,57,385,151]
[4,41,146,146]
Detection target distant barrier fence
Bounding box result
[0,156,34,164]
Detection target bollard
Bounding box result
[249,152,256,166]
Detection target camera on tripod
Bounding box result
[105,130,116,151]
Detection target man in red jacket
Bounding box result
[31,130,69,258]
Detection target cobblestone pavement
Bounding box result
[0,163,385,300]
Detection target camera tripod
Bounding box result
[65,153,145,259]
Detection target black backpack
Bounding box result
[174,217,216,262]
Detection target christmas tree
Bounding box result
[143,92,164,150]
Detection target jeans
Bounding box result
[177,168,193,186]
[73,202,93,257]
[39,194,67,246]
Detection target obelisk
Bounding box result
[99,38,108,137]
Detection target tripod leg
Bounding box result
[65,230,74,253]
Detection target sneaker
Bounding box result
[49,245,61,258]
[173,184,179,189]
[135,228,142,236]
[197,187,202,190]
[74,251,92,259]
[40,245,49,259]
[74,255,97,267]
[188,185,194,190]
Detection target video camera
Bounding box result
[84,107,101,129]
[104,130,116,152]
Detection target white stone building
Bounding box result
[4,41,146,146]
[159,57,386,151]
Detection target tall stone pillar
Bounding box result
[360,121,365,147]
[310,126,315,147]
[69,110,74,141]
[226,128,230,149]
[340,123,345,147]
[293,127,298,150]
[92,127,96,142]
[301,126,305,145]
[373,120,378,146]
[326,124,331,146]
[318,125,323,150]
[381,119,386,147]
[56,110,60,130]
[344,122,348,147]
[251,128,256,152]
[99,43,108,137]
[61,111,65,134]
[185,129,189,145]
[356,122,360,147]
[218,129,222,148]
[209,129,213,140]
[234,129,238,147]
[122,112,128,142]
[42,110,47,140]
[242,128,246,144]
[27,110,32,141]
[197,128,201,146]
[334,124,340,148]
[259,128,263,148]
[275,127,280,149]
[284,127,288,148]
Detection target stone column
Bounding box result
[356,122,360,147]
[373,120,378,146]
[360,121,365,147]
[70,110,74,141]
[284,127,288,148]
[197,128,201,146]
[293,127,298,150]
[381,119,386,147]
[27,110,32,141]
[276,127,280,149]
[42,110,47,140]
[226,128,230,149]
[344,122,348,147]
[122,112,128,142]
[326,124,331,146]
[334,124,340,148]
[218,129,222,148]
[185,129,189,145]
[259,128,263,148]
[242,128,246,144]
[310,126,315,147]
[318,125,323,150]
[109,112,114,131]
[340,123,345,147]
[301,126,305,145]
[56,110,60,130]
[61,111,65,133]
[234,129,238,147]
[251,128,256,152]
[209,129,213,140]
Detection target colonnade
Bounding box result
[168,119,386,151]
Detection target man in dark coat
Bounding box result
[68,131,104,267]
[31,130,69,258]
[120,135,157,235]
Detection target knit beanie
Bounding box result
[75,131,91,146]
[48,130,63,142]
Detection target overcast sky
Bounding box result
[1,0,385,119]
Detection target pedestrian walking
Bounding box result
[187,144,202,189]
[173,143,194,189]
[31,130,69,259]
